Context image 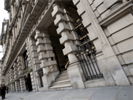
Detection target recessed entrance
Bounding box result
[36,0,81,90]
[25,74,33,92]
[48,23,68,73]
[23,51,33,92]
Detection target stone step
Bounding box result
[61,70,67,73]
[53,79,70,85]
[56,76,69,81]
[49,86,72,91]
[49,70,72,90]
[59,72,68,77]
[59,74,68,78]
[50,83,72,89]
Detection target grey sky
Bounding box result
[0,0,9,59]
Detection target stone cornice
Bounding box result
[100,1,133,27]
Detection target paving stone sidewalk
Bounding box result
[1,86,133,100]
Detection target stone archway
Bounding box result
[31,0,85,90]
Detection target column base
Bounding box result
[67,62,85,89]
[42,70,59,91]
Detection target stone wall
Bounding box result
[105,10,133,85]
[72,0,132,87]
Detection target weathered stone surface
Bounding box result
[122,51,133,64]
[104,0,122,8]
[2,0,133,94]
[4,86,133,100]
[77,1,85,15]
[107,14,133,34]
[67,64,85,89]
[93,0,103,8]
[117,38,133,53]
[112,25,133,44]
[97,3,107,14]
[36,39,44,46]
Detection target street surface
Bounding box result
[0,86,133,100]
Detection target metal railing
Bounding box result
[75,18,103,81]
[46,65,55,75]
[76,42,103,81]
[65,61,69,69]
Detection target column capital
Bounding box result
[52,0,67,8]
[35,28,49,40]
[36,27,48,33]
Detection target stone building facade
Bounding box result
[0,60,4,86]
[0,0,133,92]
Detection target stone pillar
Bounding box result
[15,81,19,92]
[20,78,26,92]
[34,30,59,90]
[13,62,17,92]
[9,84,11,92]
[9,69,13,92]
[10,84,14,92]
[17,56,25,92]
[13,58,20,92]
[10,69,13,82]
[10,68,14,92]
[52,3,85,89]
[28,38,40,91]
[13,62,17,80]
[9,70,11,86]
[26,38,37,91]
[17,56,23,76]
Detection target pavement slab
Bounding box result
[0,86,132,100]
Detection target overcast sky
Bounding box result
[0,0,9,59]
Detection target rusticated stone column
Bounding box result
[11,84,14,92]
[10,68,14,92]
[9,69,13,92]
[14,58,20,92]
[15,81,19,92]
[20,77,26,92]
[13,62,18,92]
[17,56,25,92]
[28,38,40,91]
[26,37,39,91]
[52,3,85,89]
[34,30,59,90]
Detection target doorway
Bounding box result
[25,74,33,92]
[48,23,68,73]
[23,51,33,91]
